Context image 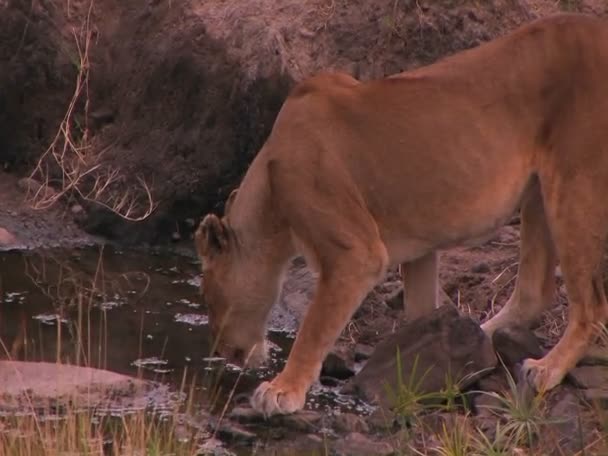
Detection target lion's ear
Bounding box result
[195,214,230,257]
[224,188,238,217]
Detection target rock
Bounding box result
[198,438,235,456]
[214,421,256,444]
[319,376,340,387]
[344,305,496,409]
[0,227,16,246]
[333,412,370,434]
[582,388,608,408]
[278,410,324,433]
[548,390,588,454]
[476,371,509,393]
[472,391,503,437]
[568,365,608,390]
[580,345,608,366]
[366,407,399,432]
[229,405,260,423]
[332,432,394,456]
[492,325,544,370]
[229,405,323,433]
[0,361,172,412]
[321,348,355,380]
[354,343,374,362]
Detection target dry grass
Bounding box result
[26,0,157,223]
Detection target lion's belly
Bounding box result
[371,160,534,267]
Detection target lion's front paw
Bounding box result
[250,379,306,417]
[521,357,565,393]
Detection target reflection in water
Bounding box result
[0,246,370,421]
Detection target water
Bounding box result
[0,246,371,419]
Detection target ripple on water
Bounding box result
[3,291,27,304]
[174,313,208,326]
[32,313,69,325]
[131,357,172,374]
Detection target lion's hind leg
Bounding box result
[482,179,557,336]
[521,173,608,392]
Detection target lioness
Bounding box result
[195,13,608,416]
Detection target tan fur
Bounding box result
[196,13,608,416]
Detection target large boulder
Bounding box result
[344,305,496,409]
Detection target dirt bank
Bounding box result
[2,0,606,244]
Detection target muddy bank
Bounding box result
[2,0,606,244]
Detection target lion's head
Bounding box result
[194,190,288,368]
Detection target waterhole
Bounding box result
[0,246,371,430]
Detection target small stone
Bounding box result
[472,262,490,274]
[17,177,56,198]
[321,348,355,380]
[492,325,544,370]
[332,432,394,456]
[333,412,369,434]
[354,343,374,362]
[385,287,404,310]
[198,438,234,456]
[555,265,563,278]
[70,204,84,215]
[0,227,17,246]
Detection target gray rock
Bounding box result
[492,325,544,369]
[344,305,496,409]
[547,390,589,455]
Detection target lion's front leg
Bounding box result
[251,243,388,416]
